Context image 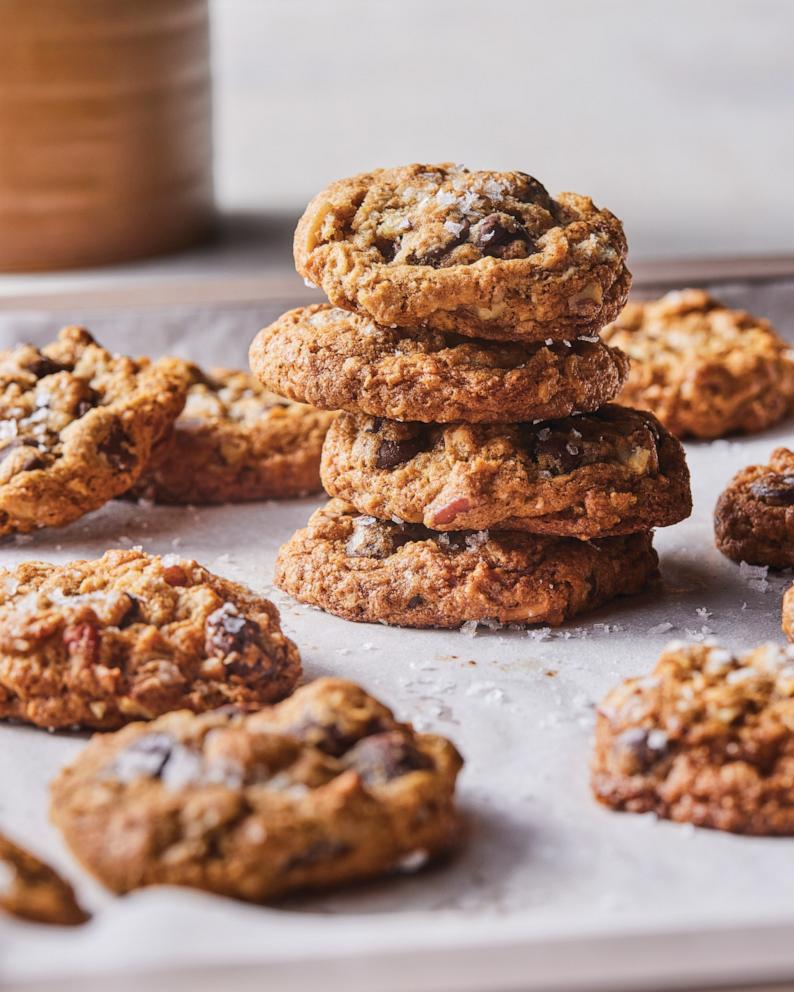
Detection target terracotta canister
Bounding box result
[0,0,214,271]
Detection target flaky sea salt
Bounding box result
[459,620,479,637]
[647,621,674,634]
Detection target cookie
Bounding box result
[0,548,301,730]
[320,406,691,538]
[50,678,462,902]
[601,289,794,439]
[249,304,630,424]
[0,326,189,536]
[783,584,794,642]
[294,163,630,341]
[714,448,794,568]
[275,499,658,629]
[128,364,334,504]
[0,831,88,926]
[592,641,794,835]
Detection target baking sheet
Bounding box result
[1,285,794,992]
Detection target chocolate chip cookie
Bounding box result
[0,549,301,731]
[0,831,88,925]
[128,363,334,504]
[275,499,658,628]
[714,448,794,568]
[592,641,794,834]
[0,326,190,536]
[249,304,630,424]
[294,163,630,341]
[601,289,794,439]
[50,678,462,902]
[320,406,691,538]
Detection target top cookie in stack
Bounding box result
[251,164,692,630]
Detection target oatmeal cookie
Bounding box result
[275,499,658,629]
[601,289,794,438]
[250,304,630,424]
[321,406,691,538]
[294,164,630,341]
[128,364,334,504]
[50,678,462,902]
[0,831,88,926]
[714,448,794,568]
[592,641,794,834]
[783,584,794,642]
[0,549,300,730]
[0,326,189,535]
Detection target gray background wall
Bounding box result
[210,0,794,260]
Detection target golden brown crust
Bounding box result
[294,164,630,341]
[0,326,190,535]
[321,406,691,538]
[0,549,301,730]
[250,304,630,424]
[274,499,658,629]
[50,678,463,902]
[783,583,794,642]
[0,831,88,926]
[714,448,794,568]
[592,641,794,835]
[602,289,794,439]
[128,365,334,504]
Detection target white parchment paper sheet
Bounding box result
[0,284,793,991]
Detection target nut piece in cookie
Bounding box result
[714,448,794,568]
[592,641,794,835]
[602,289,794,439]
[274,499,659,629]
[50,678,462,902]
[127,363,335,504]
[0,326,190,535]
[0,549,301,730]
[320,406,691,539]
[294,164,630,341]
[0,831,88,926]
[250,304,631,424]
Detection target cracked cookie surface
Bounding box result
[602,289,794,438]
[295,163,630,340]
[0,549,301,730]
[128,364,334,504]
[592,641,794,834]
[250,304,630,424]
[0,831,88,926]
[321,406,691,538]
[275,499,658,629]
[0,326,190,535]
[714,447,794,568]
[50,678,462,902]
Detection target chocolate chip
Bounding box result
[376,437,421,469]
[613,728,669,775]
[117,594,141,629]
[406,595,424,609]
[374,236,400,262]
[205,604,261,658]
[110,732,174,782]
[471,213,533,258]
[409,221,470,268]
[284,712,388,758]
[343,731,432,785]
[515,173,555,211]
[366,417,384,433]
[75,388,100,419]
[98,423,136,472]
[345,516,425,559]
[526,427,581,475]
[750,475,794,506]
[24,354,65,379]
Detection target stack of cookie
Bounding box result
[251,163,692,629]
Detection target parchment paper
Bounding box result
[0,283,793,992]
